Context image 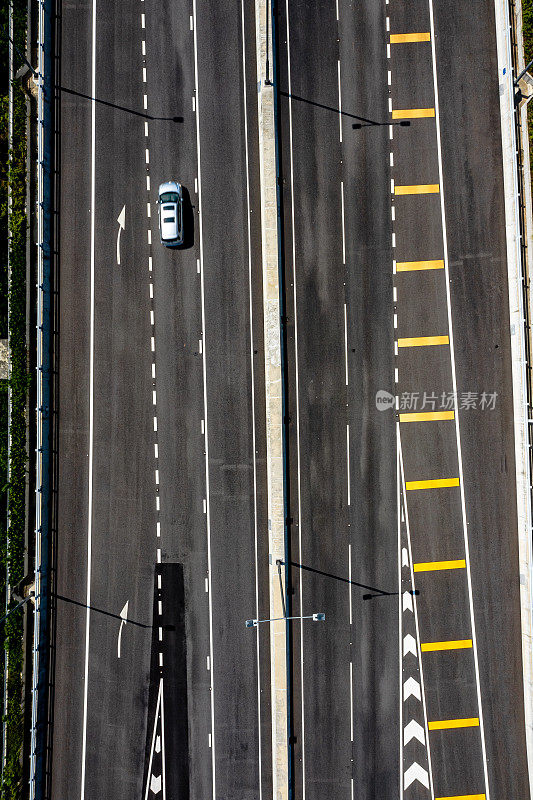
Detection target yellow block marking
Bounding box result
[414,559,466,572]
[390,32,431,43]
[396,259,444,271]
[435,796,486,800]
[395,184,440,195]
[428,718,479,731]
[406,478,459,490]
[421,639,472,652]
[392,108,435,119]
[399,411,455,422]
[398,335,449,347]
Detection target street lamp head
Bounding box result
[245,619,258,628]
[312,613,326,622]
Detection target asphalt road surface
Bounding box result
[276,0,530,798]
[51,0,271,798]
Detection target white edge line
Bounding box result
[192,1,216,795]
[397,431,403,798]
[241,3,262,797]
[80,1,96,796]
[285,1,306,793]
[427,0,491,793]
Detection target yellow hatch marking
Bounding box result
[399,411,455,422]
[392,108,435,119]
[398,335,449,347]
[396,259,444,271]
[390,32,431,43]
[421,639,472,652]
[395,184,440,195]
[414,560,466,572]
[406,478,459,490]
[428,718,479,731]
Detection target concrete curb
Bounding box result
[253,1,289,798]
[493,0,533,792]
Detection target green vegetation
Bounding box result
[0,0,31,797]
[524,0,533,159]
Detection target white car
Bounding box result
[157,181,183,247]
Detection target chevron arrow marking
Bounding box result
[403,591,414,612]
[403,676,421,702]
[404,762,429,790]
[404,719,425,746]
[403,633,417,657]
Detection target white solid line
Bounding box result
[240,2,263,794]
[337,60,343,143]
[152,390,157,405]
[285,1,306,791]
[147,202,151,218]
[159,627,162,641]
[348,543,352,625]
[150,310,154,326]
[148,256,153,272]
[349,661,354,741]
[154,443,158,459]
[146,175,150,191]
[346,424,350,506]
[155,469,159,485]
[153,416,157,431]
[157,521,161,537]
[344,303,348,385]
[141,12,145,28]
[157,548,161,563]
[193,0,216,792]
[427,0,490,790]
[397,428,403,798]
[340,181,346,265]
[144,94,148,110]
[399,427,435,799]
[80,0,96,793]
[143,67,147,83]
[142,40,146,56]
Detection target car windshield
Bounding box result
[160,191,179,202]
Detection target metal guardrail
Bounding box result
[29,0,52,796]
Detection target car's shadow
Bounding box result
[178,186,195,250]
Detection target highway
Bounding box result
[277,0,530,798]
[51,0,270,798]
[48,0,531,797]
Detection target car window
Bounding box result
[163,216,175,223]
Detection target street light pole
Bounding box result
[265,0,272,86]
[246,613,325,628]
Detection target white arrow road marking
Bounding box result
[402,591,413,612]
[403,633,417,657]
[150,775,162,795]
[117,205,126,265]
[404,762,429,790]
[403,676,421,702]
[155,735,161,754]
[117,601,129,659]
[402,546,409,567]
[145,678,166,800]
[403,719,425,746]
